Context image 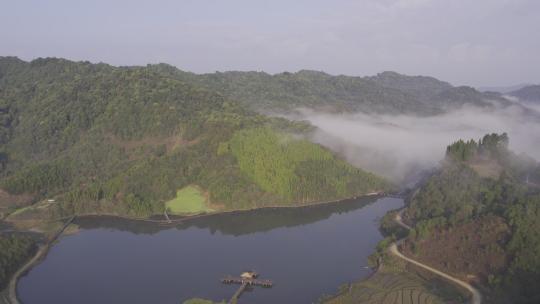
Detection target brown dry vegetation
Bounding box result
[323,254,468,304]
[105,134,196,159]
[467,158,502,179]
[0,190,34,219]
[324,271,445,304]
[0,190,34,209]
[401,215,509,285]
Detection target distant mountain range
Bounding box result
[149,64,510,114]
[508,84,540,102]
[478,83,532,94]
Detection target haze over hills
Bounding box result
[403,134,540,303]
[1,1,540,303]
[0,56,388,221]
[1,56,538,202]
[508,84,540,102]
[331,133,540,304]
[478,84,532,94]
[2,56,539,213]
[1,56,539,304]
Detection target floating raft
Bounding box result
[221,272,273,303]
[221,276,273,288]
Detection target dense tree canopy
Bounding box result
[225,127,388,203]
[445,133,509,162]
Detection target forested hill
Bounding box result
[148,63,508,114]
[403,133,540,303]
[148,65,426,113]
[0,57,389,220]
[365,71,453,102]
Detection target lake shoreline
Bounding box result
[7,216,75,304]
[61,192,387,226]
[15,194,400,304]
[8,192,385,304]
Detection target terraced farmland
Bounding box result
[324,271,447,304]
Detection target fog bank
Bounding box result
[289,104,540,184]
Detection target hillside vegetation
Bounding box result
[404,133,540,303]
[0,234,36,289]
[224,127,386,203]
[0,57,388,220]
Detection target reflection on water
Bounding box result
[76,196,380,236]
[19,197,403,304]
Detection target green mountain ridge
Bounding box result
[2,57,507,116]
[147,62,507,114]
[366,70,453,102]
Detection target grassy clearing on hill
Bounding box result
[165,186,213,215]
[9,205,32,216]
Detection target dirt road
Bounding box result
[390,209,482,304]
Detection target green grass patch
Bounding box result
[165,186,213,215]
[9,205,33,216]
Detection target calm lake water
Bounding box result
[18,197,403,304]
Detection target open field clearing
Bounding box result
[165,186,213,215]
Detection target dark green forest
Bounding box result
[406,134,540,303]
[0,57,387,219]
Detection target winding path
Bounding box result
[7,245,47,304]
[390,209,482,304]
[7,216,75,304]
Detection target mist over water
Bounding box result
[287,104,540,184]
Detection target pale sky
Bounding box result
[1,0,539,86]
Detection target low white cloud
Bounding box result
[288,104,540,183]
